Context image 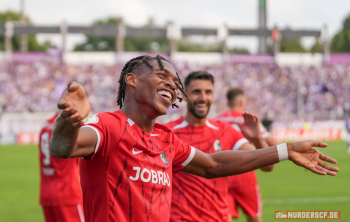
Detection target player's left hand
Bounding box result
[238,112,261,141]
[288,140,339,176]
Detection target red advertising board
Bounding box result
[17,132,39,145]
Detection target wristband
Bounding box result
[277,143,289,161]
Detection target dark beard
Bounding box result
[188,102,210,119]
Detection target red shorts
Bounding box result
[42,204,85,222]
[227,185,262,218]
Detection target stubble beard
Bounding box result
[188,101,210,119]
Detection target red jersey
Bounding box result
[80,111,194,222]
[215,110,268,187]
[166,117,248,222]
[39,114,83,206]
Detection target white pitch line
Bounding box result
[263,196,350,204]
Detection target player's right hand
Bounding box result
[57,82,91,128]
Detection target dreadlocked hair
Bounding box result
[117,55,187,109]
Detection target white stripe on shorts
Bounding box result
[77,204,85,222]
[256,185,262,217]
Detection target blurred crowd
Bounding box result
[1,61,349,121]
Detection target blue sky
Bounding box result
[2,0,350,52]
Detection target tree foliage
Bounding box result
[280,38,307,53]
[177,40,221,52]
[310,38,323,53]
[74,16,228,53]
[74,17,170,52]
[229,47,250,54]
[331,14,350,52]
[0,10,51,51]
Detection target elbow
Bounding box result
[50,147,69,159]
[52,151,69,159]
[260,165,275,172]
[203,172,218,179]
[203,163,223,179]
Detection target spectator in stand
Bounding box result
[1,61,350,122]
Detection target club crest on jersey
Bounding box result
[213,140,222,151]
[160,152,169,166]
[83,114,99,124]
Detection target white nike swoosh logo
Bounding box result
[132,147,143,155]
[150,134,160,136]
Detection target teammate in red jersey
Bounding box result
[50,55,338,222]
[166,71,272,222]
[216,88,280,222]
[39,113,84,222]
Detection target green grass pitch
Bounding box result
[0,141,349,222]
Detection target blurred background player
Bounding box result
[39,112,84,222]
[346,117,350,153]
[261,110,274,134]
[216,87,279,222]
[167,71,272,222]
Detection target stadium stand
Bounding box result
[1,61,349,121]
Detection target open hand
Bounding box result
[238,112,261,141]
[57,82,91,128]
[288,140,339,176]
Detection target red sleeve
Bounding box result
[172,134,196,174]
[226,123,249,151]
[81,113,122,160]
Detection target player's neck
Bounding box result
[184,112,207,127]
[230,106,244,113]
[120,102,156,133]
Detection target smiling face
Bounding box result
[185,79,214,119]
[133,59,180,116]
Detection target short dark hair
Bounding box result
[226,88,245,107]
[184,71,214,89]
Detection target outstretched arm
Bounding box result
[238,144,274,172]
[182,140,339,179]
[50,82,96,159]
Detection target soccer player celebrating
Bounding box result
[166,71,272,221]
[216,88,280,222]
[39,112,84,222]
[50,55,338,222]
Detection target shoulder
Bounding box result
[164,117,185,129]
[84,111,126,125]
[215,111,230,119]
[209,119,244,138]
[215,111,232,121]
[154,123,173,133]
[207,119,231,130]
[152,123,177,140]
[215,111,243,124]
